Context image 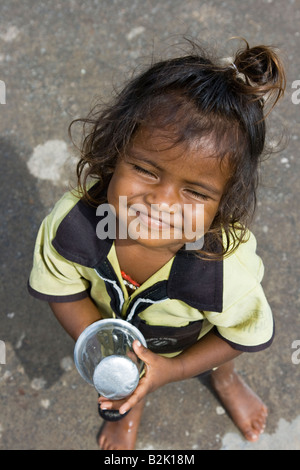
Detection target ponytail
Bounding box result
[231,38,286,111]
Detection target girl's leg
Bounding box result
[98,359,267,448]
[211,360,268,441]
[98,398,145,450]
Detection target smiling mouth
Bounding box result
[135,210,174,230]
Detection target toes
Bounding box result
[252,419,265,434]
[243,421,263,441]
[244,429,260,442]
[243,413,267,442]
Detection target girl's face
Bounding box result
[107,127,230,253]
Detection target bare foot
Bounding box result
[98,399,145,450]
[211,368,268,442]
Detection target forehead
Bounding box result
[130,126,230,177]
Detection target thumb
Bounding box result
[132,339,152,362]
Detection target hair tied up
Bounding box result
[230,62,239,75]
[220,56,245,82]
[231,37,286,110]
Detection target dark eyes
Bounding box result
[131,164,210,201]
[185,189,210,201]
[132,164,156,178]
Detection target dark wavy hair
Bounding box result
[69,38,285,258]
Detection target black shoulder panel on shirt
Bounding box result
[52,197,113,267]
[168,248,223,312]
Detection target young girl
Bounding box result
[28,39,285,450]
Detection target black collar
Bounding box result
[52,197,223,312]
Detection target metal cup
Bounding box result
[74,318,147,400]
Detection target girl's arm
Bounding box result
[49,297,103,341]
[169,329,242,379]
[99,330,242,414]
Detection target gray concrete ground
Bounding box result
[0,0,299,451]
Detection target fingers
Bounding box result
[132,339,154,365]
[98,396,127,410]
[118,376,149,415]
[98,374,150,415]
[97,341,155,415]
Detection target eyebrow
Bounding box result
[128,151,162,170]
[128,151,222,197]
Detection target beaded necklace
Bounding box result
[121,270,140,294]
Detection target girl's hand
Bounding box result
[98,340,182,415]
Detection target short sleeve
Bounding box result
[204,232,274,352]
[28,194,90,303]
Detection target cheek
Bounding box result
[181,204,204,240]
[107,167,126,204]
[106,177,117,207]
[204,204,220,230]
[107,166,142,202]
[187,203,220,235]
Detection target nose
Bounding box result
[144,183,181,213]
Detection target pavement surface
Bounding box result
[0,0,299,451]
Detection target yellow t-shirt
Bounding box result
[28,188,274,356]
